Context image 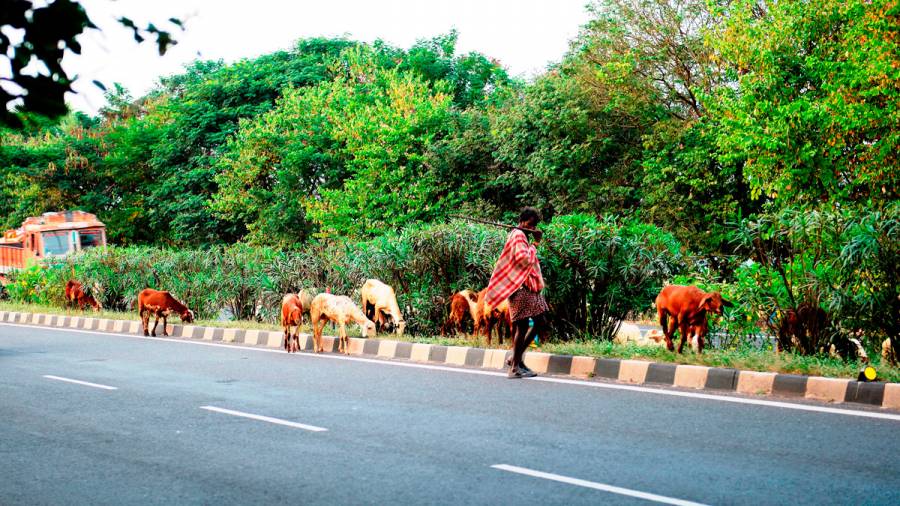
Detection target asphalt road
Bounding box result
[1,324,898,505]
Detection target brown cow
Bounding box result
[65,280,101,312]
[137,288,194,337]
[281,293,304,353]
[656,285,732,354]
[441,289,479,336]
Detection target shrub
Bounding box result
[732,205,900,358]
[5,263,67,306]
[541,214,683,340]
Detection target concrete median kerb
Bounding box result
[2,309,898,411]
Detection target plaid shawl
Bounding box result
[485,228,544,309]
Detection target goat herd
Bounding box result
[48,278,892,362]
[58,279,736,354]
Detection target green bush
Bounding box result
[541,214,683,340]
[731,205,900,357]
[5,263,68,306]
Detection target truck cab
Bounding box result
[0,211,107,272]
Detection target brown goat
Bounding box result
[475,288,513,347]
[137,288,194,337]
[281,293,304,353]
[65,279,101,312]
[441,289,479,336]
[775,304,829,355]
[656,285,732,354]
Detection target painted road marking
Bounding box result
[200,405,328,432]
[43,374,118,390]
[5,323,900,422]
[492,464,708,506]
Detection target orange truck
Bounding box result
[0,211,106,273]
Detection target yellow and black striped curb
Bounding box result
[2,310,898,410]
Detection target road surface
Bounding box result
[1,323,898,505]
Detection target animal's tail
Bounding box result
[659,308,668,335]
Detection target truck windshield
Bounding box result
[42,232,71,256]
[79,231,102,249]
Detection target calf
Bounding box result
[281,293,304,353]
[65,279,101,312]
[137,288,194,337]
[655,285,732,354]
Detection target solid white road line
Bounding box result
[492,464,708,506]
[531,376,900,421]
[5,322,900,422]
[200,405,328,432]
[43,374,118,390]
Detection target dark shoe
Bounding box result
[521,369,538,378]
[519,363,534,374]
[507,367,524,379]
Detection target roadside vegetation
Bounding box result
[1,1,897,369]
[3,299,897,382]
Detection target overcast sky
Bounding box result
[62,0,592,115]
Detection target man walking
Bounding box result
[484,207,549,378]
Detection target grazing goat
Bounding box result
[441,289,479,336]
[310,293,376,354]
[137,288,194,337]
[773,304,868,361]
[298,289,314,316]
[475,288,513,346]
[65,279,101,312]
[775,304,829,354]
[281,293,304,353]
[360,279,406,335]
[656,285,732,354]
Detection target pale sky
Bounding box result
[62,0,592,115]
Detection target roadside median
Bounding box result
[2,309,897,411]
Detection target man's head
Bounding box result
[518,207,542,229]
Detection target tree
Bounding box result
[215,47,457,241]
[489,71,644,218]
[1,0,181,127]
[640,116,761,259]
[571,0,723,121]
[711,0,900,206]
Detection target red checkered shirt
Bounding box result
[485,228,545,309]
